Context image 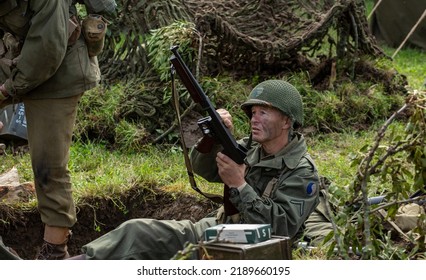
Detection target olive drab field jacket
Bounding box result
[190,132,320,238]
[0,0,100,99]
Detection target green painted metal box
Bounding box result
[200,235,292,260]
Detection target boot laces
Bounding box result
[36,241,70,260]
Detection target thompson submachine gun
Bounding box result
[170,45,247,217]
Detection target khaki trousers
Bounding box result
[303,193,333,246]
[24,94,82,228]
[82,217,218,260]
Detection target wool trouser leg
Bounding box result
[82,217,217,260]
[302,194,333,246]
[24,95,82,228]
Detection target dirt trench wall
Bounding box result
[0,188,216,259]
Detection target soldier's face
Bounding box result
[250,105,290,146]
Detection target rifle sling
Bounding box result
[171,68,223,205]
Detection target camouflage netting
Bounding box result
[80,0,405,146]
[101,0,384,81]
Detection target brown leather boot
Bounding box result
[36,225,71,260]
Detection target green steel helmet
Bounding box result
[241,80,304,128]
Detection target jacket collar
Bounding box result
[245,132,307,170]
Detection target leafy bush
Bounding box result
[325,89,426,259]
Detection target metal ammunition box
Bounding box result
[0,103,27,141]
[199,235,292,260]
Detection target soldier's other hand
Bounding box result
[216,108,234,132]
[216,151,245,187]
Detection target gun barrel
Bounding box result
[367,195,386,205]
[170,46,204,104]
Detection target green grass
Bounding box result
[69,143,195,200]
[384,46,426,90]
[71,143,225,205]
[1,48,424,209]
[307,130,377,188]
[0,127,381,204]
[364,0,426,91]
[0,115,414,208]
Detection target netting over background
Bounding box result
[100,0,384,82]
[76,0,406,146]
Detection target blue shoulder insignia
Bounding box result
[306,182,317,196]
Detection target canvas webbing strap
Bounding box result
[261,164,292,199]
[170,67,223,204]
[262,177,278,199]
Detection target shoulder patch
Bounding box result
[306,181,317,196]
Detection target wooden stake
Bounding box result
[392,9,426,59]
[367,0,384,20]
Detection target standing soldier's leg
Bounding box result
[24,94,82,260]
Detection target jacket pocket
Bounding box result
[67,38,100,90]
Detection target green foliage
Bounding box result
[300,79,404,133]
[327,89,426,259]
[146,20,200,82]
[74,85,124,143]
[114,120,147,152]
[75,80,171,151]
